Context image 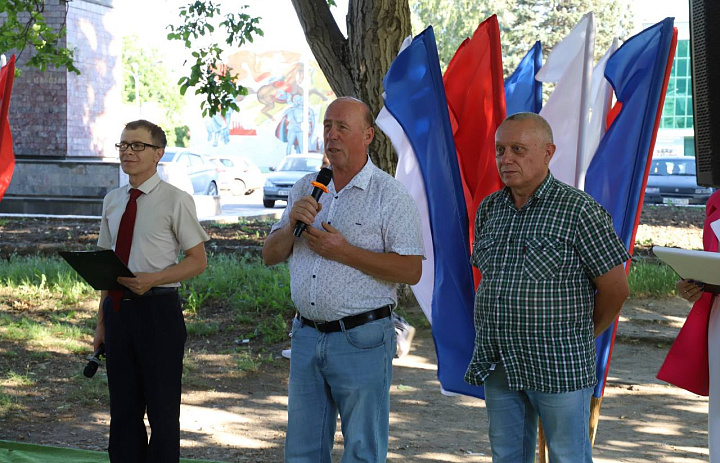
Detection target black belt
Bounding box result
[299,305,393,333]
[122,287,178,300]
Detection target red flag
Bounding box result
[0,55,15,201]
[443,16,506,287]
[656,182,718,397]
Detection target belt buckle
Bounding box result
[313,320,329,330]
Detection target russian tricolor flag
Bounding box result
[377,26,482,397]
[377,17,676,404]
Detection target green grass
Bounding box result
[182,254,293,315]
[257,313,290,344]
[67,373,109,406]
[5,370,35,387]
[0,388,19,415]
[0,254,685,364]
[0,254,295,373]
[234,349,274,373]
[628,260,679,297]
[0,255,95,304]
[0,315,89,354]
[186,320,221,337]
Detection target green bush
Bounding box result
[257,313,290,344]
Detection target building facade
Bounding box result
[636,1,694,159]
[2,0,123,215]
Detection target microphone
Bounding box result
[84,344,105,378]
[294,167,333,237]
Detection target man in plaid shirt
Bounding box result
[465,113,631,462]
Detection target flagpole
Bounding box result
[302,53,309,153]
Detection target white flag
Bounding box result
[377,106,435,323]
[577,37,619,190]
[539,12,595,188]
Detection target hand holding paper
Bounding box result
[653,246,720,294]
[676,279,704,302]
[59,250,135,290]
[117,273,154,296]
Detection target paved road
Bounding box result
[208,189,286,222]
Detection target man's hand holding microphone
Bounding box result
[291,167,332,236]
[290,168,349,260]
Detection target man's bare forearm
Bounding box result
[263,226,294,265]
[334,245,422,285]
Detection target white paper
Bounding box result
[653,246,720,286]
[711,218,720,243]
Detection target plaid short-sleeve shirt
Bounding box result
[464,173,631,393]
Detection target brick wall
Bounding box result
[66,0,122,158]
[9,1,69,156]
[8,0,121,159]
[1,0,124,215]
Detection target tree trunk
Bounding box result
[291,0,412,175]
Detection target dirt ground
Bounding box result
[0,205,712,462]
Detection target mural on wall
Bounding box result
[201,50,334,168]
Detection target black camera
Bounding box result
[84,344,105,378]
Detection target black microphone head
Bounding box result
[83,344,105,378]
[316,167,333,186]
[84,360,100,378]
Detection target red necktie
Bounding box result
[110,188,143,311]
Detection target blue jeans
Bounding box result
[484,363,594,463]
[285,315,396,463]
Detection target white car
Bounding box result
[209,156,264,195]
[158,148,219,196]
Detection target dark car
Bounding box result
[158,148,219,196]
[262,154,324,208]
[644,156,714,206]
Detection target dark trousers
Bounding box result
[103,292,186,463]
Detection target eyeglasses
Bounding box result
[115,142,161,152]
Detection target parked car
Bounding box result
[209,156,263,196]
[644,156,714,205]
[158,148,219,196]
[263,153,324,208]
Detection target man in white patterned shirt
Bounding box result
[263,97,424,463]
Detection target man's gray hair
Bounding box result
[506,112,554,144]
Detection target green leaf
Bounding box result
[167,0,262,119]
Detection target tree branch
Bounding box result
[290,0,355,97]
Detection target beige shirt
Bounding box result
[98,173,209,286]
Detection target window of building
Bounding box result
[660,39,693,129]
